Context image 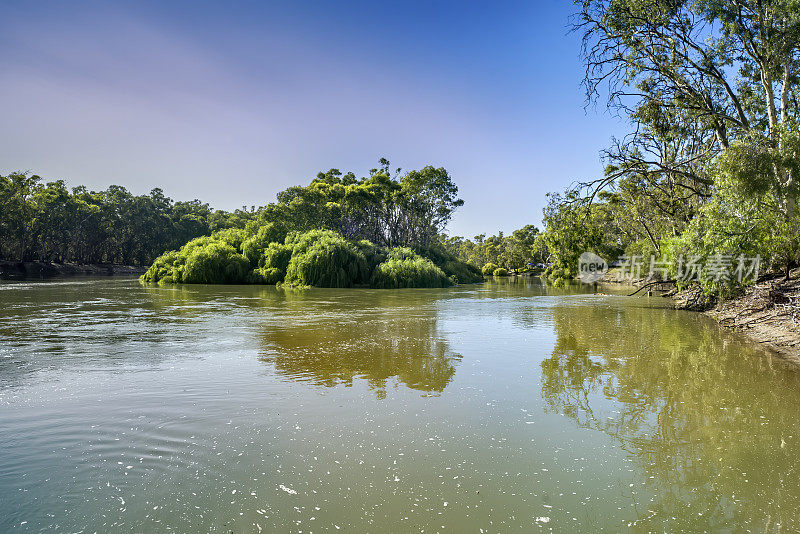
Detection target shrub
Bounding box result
[442,259,482,284]
[141,250,181,284]
[416,245,483,284]
[250,266,284,284]
[481,263,498,276]
[182,242,250,284]
[262,242,293,271]
[284,230,367,287]
[142,226,480,288]
[241,223,286,267]
[493,267,509,276]
[211,228,248,251]
[354,239,385,283]
[370,248,453,288]
[251,242,293,283]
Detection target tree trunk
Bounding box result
[761,66,779,140]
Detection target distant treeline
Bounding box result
[0,172,259,265]
[442,225,545,275]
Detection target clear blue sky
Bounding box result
[0,0,623,238]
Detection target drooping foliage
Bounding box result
[481,263,498,276]
[284,230,368,288]
[182,242,250,284]
[142,226,472,289]
[370,248,452,289]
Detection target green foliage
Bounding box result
[370,248,453,289]
[492,267,509,277]
[284,230,368,288]
[443,225,544,273]
[562,0,800,295]
[414,245,483,283]
[3,158,464,268]
[0,173,218,265]
[134,158,478,289]
[624,238,660,262]
[251,242,293,284]
[210,228,248,251]
[142,225,481,289]
[481,263,498,276]
[242,223,288,267]
[140,251,181,284]
[440,259,482,284]
[182,242,249,284]
[537,191,622,282]
[662,139,800,294]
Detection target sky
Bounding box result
[0,0,624,238]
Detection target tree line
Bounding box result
[0,172,258,265]
[442,225,545,275]
[536,0,800,297]
[2,159,549,284]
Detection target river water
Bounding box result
[1,277,799,532]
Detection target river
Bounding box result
[1,277,799,532]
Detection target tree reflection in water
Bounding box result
[258,290,460,397]
[541,301,800,532]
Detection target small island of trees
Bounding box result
[140,159,483,288]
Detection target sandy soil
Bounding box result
[704,274,800,365]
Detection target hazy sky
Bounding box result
[0,0,623,238]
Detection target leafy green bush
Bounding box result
[262,242,293,271]
[182,242,250,284]
[493,267,509,276]
[370,248,452,288]
[284,230,368,287]
[440,260,482,284]
[142,227,482,288]
[251,242,293,283]
[241,222,287,267]
[415,245,480,283]
[211,228,248,250]
[354,239,385,280]
[140,250,181,284]
[481,263,498,276]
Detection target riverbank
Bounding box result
[0,261,146,279]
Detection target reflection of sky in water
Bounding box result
[1,277,799,532]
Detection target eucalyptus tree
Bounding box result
[554,0,800,286]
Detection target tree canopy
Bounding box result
[536,0,800,295]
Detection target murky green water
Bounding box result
[1,277,799,532]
